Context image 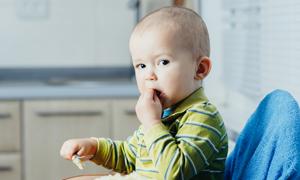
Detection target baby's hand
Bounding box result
[135,88,162,131]
[60,138,97,161]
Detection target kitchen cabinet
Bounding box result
[0,101,21,151]
[0,154,21,180]
[112,99,140,140]
[23,98,140,180]
[0,101,21,180]
[24,99,111,180]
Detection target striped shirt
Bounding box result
[91,88,228,180]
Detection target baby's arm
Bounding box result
[90,132,139,174]
[144,111,226,179]
[60,134,138,174]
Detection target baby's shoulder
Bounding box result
[188,100,219,114]
[181,101,221,123]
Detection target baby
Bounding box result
[60,6,228,180]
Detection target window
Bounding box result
[222,0,300,101]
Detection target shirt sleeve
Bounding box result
[143,109,227,180]
[90,129,140,174]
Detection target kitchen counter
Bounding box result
[0,80,139,100]
[0,79,140,180]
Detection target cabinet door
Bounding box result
[0,153,21,180]
[24,99,111,180]
[0,101,20,151]
[112,99,140,140]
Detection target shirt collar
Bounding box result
[161,87,208,123]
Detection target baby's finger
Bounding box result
[144,88,154,100]
[60,141,79,160]
[77,147,86,157]
[60,144,69,159]
[60,148,73,160]
[153,91,160,101]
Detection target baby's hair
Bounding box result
[132,6,210,58]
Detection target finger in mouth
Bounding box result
[155,90,161,97]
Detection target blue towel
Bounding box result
[224,89,300,180]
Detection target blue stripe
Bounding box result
[104,139,113,166]
[187,109,218,117]
[219,121,224,127]
[164,149,179,180]
[185,121,222,138]
[215,157,226,161]
[134,130,140,141]
[123,147,129,168]
[112,141,118,167]
[200,169,224,173]
[125,155,136,171]
[126,136,132,142]
[177,134,219,153]
[220,134,227,141]
[136,168,159,173]
[149,134,172,152]
[155,142,173,167]
[221,145,227,149]
[124,144,136,169]
[180,139,209,166]
[182,149,197,176]
[137,129,144,136]
[180,158,185,180]
[137,143,147,148]
[128,143,137,157]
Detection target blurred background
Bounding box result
[0,0,299,179]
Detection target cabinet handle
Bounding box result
[36,111,103,117]
[124,110,136,116]
[0,166,13,172]
[0,113,11,120]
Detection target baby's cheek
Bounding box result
[136,82,144,94]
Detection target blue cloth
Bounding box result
[224,89,300,180]
[161,107,173,119]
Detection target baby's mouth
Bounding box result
[154,89,167,107]
[155,90,165,103]
[155,90,162,97]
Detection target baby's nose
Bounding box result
[145,70,157,81]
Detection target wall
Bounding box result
[0,0,135,67]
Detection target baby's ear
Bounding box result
[194,56,212,80]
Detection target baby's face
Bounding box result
[130,27,199,109]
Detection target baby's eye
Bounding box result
[136,64,146,69]
[159,59,170,66]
